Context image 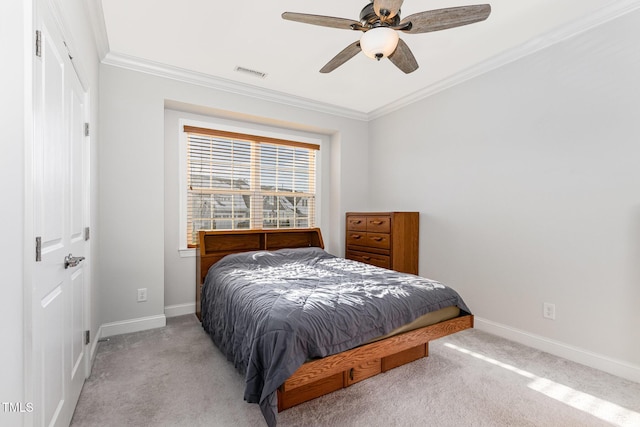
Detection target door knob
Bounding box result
[64,253,85,269]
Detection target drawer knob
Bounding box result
[352,220,362,224]
[362,256,371,261]
[372,237,383,242]
[371,220,383,225]
[351,234,362,239]
[349,368,354,381]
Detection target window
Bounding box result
[184,125,319,246]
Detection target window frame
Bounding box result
[178,119,322,254]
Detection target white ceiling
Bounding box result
[97,0,629,117]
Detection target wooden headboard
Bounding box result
[195,228,324,319]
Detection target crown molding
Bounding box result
[369,0,640,120]
[102,52,369,122]
[85,0,109,60]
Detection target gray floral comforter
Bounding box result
[200,247,470,426]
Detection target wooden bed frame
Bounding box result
[195,228,473,411]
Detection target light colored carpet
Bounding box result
[71,315,640,426]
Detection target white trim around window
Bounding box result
[178,118,323,252]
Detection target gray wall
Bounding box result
[368,9,640,372]
[99,65,370,325]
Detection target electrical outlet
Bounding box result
[543,302,556,320]
[137,288,147,302]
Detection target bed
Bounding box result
[196,228,473,426]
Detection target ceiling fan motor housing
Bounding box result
[360,3,400,27]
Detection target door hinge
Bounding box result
[84,330,90,345]
[84,123,90,137]
[84,226,90,241]
[36,236,42,262]
[35,30,42,57]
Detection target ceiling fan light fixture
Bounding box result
[360,27,399,60]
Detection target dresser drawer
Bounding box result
[346,250,391,269]
[366,216,391,233]
[346,231,367,246]
[347,232,391,250]
[365,232,390,249]
[347,216,367,231]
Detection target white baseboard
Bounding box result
[100,314,167,338]
[474,317,640,384]
[164,303,195,318]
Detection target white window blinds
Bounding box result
[184,126,319,246]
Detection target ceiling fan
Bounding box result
[282,0,491,74]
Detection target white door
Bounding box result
[32,1,89,425]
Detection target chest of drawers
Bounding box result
[345,212,419,274]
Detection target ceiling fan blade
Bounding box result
[388,38,419,74]
[398,4,491,34]
[282,12,362,30]
[320,41,362,73]
[373,0,404,20]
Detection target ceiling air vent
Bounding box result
[234,66,268,79]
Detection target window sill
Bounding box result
[179,248,196,258]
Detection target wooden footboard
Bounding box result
[277,314,473,411]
